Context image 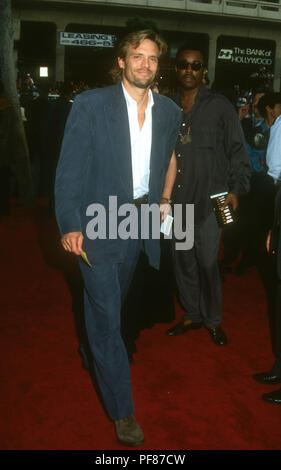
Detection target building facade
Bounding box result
[12,0,281,92]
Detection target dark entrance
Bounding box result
[64,24,124,87]
[18,21,56,86]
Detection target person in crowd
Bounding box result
[24,73,35,92]
[221,90,269,275]
[55,29,181,446]
[236,95,251,122]
[255,92,281,234]
[257,92,281,130]
[245,90,268,172]
[253,185,281,404]
[25,83,54,197]
[248,91,281,242]
[237,90,267,172]
[165,42,250,346]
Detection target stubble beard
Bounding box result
[124,68,156,90]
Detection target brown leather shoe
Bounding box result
[114,415,144,446]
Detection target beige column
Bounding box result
[12,16,21,74]
[13,16,21,40]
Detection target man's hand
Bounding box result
[61,232,84,255]
[160,202,171,222]
[222,193,239,211]
[237,104,250,121]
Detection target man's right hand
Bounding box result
[61,232,84,255]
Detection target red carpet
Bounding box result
[0,201,281,450]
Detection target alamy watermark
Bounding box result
[85,196,194,250]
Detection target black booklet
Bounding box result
[210,192,236,228]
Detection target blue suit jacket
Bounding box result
[55,82,182,268]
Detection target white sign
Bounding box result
[60,32,116,47]
[39,66,48,77]
[217,47,273,66]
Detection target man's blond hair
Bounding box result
[109,29,167,83]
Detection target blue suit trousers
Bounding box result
[79,237,142,420]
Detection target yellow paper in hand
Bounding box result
[80,249,92,267]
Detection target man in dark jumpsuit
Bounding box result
[166,43,251,345]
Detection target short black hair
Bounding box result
[257,92,281,118]
[175,42,207,65]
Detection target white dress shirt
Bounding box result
[122,83,154,199]
[266,114,281,182]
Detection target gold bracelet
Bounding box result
[161,197,172,204]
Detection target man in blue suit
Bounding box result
[55,30,182,446]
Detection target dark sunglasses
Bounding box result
[176,60,204,71]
